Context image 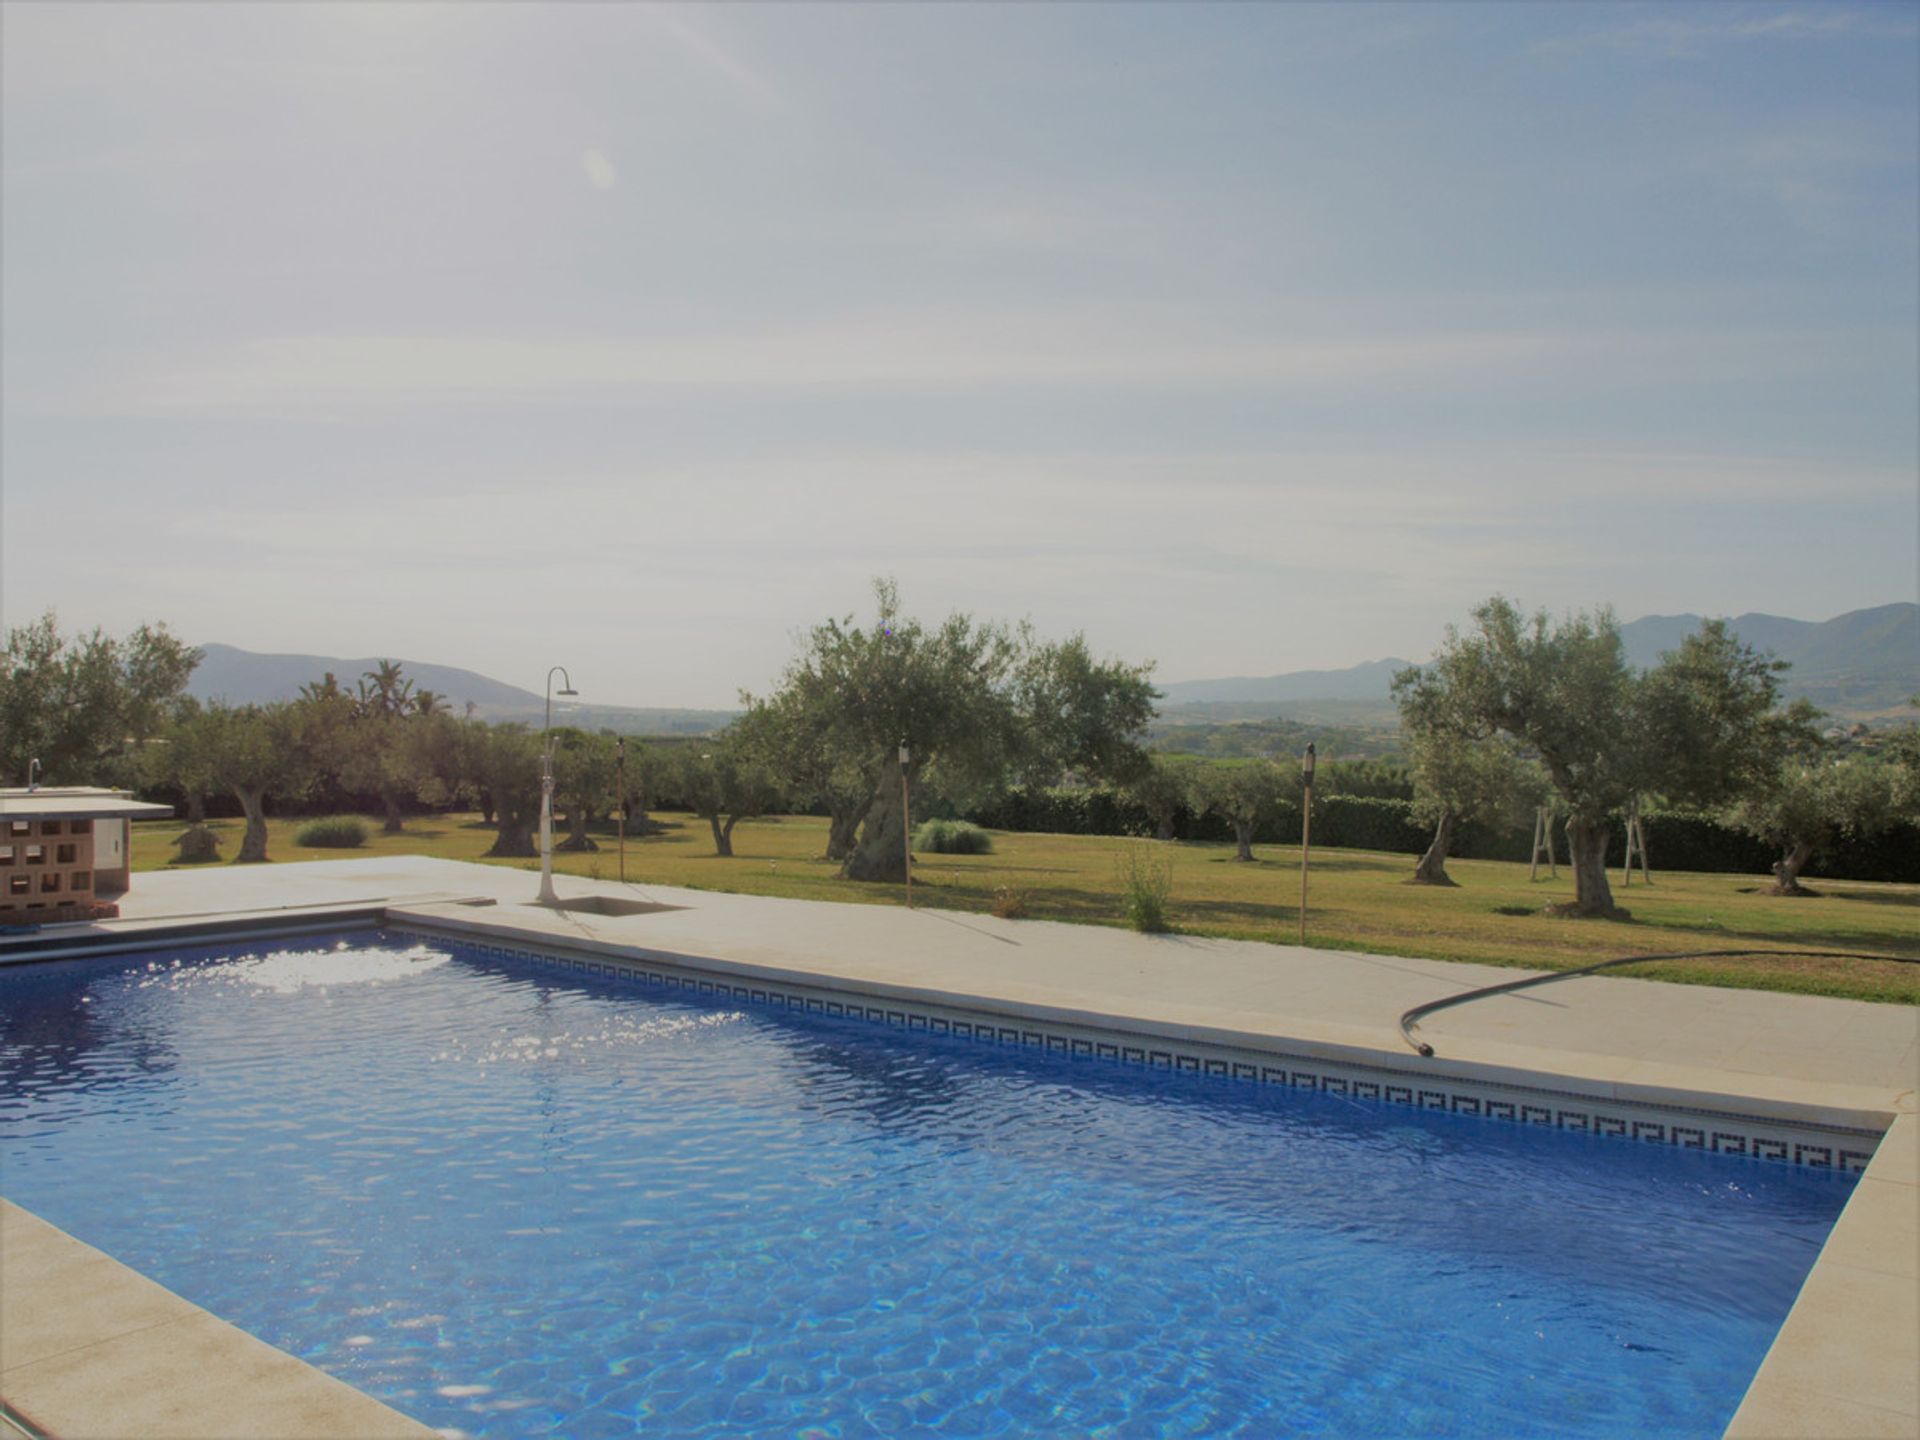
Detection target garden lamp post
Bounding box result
[899,740,912,908]
[538,666,577,905]
[1298,741,1315,945]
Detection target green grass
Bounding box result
[130,812,1920,1004]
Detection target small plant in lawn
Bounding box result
[1115,842,1174,933]
[991,886,1031,920]
[913,819,994,855]
[295,817,368,849]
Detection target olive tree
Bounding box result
[1409,600,1786,917]
[611,737,666,836]
[1188,761,1290,862]
[672,740,782,857]
[551,730,619,852]
[293,667,429,834]
[1126,754,1200,841]
[746,580,1156,884]
[146,697,223,825]
[203,702,314,863]
[1724,704,1898,895]
[1405,730,1542,886]
[1881,704,1920,815]
[1393,666,1544,886]
[1,612,199,786]
[351,663,427,833]
[735,686,872,862]
[462,722,543,858]
[397,708,466,814]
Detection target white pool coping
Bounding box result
[2,857,1914,1437]
[0,1200,435,1439]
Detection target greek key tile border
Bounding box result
[397,926,1882,1175]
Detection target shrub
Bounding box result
[913,818,994,855]
[990,886,1030,920]
[296,817,369,849]
[1115,842,1174,933]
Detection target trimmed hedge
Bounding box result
[964,786,1918,883]
[295,817,369,849]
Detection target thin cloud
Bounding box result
[11,441,1903,705]
[71,322,1643,419]
[43,313,1884,422]
[1539,8,1917,59]
[650,11,776,107]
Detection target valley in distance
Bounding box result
[190,602,1918,760]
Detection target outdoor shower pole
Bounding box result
[1298,742,1315,946]
[899,740,912,909]
[616,736,626,884]
[538,666,576,906]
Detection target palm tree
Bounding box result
[358,660,414,718]
[298,672,345,704]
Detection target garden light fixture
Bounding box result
[899,741,912,908]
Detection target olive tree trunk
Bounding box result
[232,787,270,864]
[558,806,599,852]
[185,790,207,825]
[706,813,740,858]
[485,797,537,857]
[1410,811,1458,886]
[1230,820,1255,862]
[1152,807,1176,842]
[1562,815,1626,918]
[843,773,910,883]
[1768,839,1817,896]
[824,801,863,863]
[379,785,405,835]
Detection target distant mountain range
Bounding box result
[1617,604,1915,717]
[1159,603,1917,723]
[186,644,736,735]
[191,603,1916,734]
[1156,657,1414,706]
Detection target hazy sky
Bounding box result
[4,2,1915,708]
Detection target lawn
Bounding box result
[132,812,1920,1005]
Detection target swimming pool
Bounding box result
[0,931,1857,1438]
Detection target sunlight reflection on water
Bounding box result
[433,1010,745,1068]
[135,941,452,995]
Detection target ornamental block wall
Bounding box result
[1,818,98,918]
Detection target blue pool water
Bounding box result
[0,931,1855,1438]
